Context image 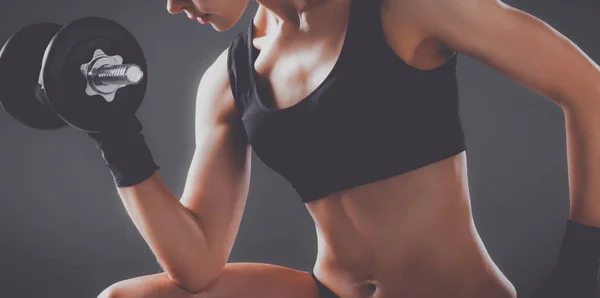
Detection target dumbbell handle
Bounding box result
[34,63,143,106]
[92,64,144,86]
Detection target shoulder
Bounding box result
[200,48,231,99]
[381,0,483,63]
[382,0,501,45]
[195,47,238,124]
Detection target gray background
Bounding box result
[0,0,598,297]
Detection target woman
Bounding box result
[96,0,600,297]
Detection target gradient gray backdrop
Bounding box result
[1,0,599,297]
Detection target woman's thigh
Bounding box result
[99,262,320,298]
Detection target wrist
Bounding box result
[89,117,159,187]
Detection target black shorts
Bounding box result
[311,273,339,298]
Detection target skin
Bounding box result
[98,0,600,297]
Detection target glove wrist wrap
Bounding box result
[89,117,159,187]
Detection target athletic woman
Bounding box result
[96,0,600,297]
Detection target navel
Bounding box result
[359,280,379,297]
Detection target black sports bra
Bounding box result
[227,0,467,203]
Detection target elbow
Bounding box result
[164,258,227,294]
[166,269,221,294]
[167,274,208,294]
[162,212,230,293]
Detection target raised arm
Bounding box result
[386,0,600,227]
[384,0,600,295]
[115,48,251,293]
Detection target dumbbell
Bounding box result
[0,17,147,132]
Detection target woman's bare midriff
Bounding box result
[305,152,517,298]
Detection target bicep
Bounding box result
[180,48,251,264]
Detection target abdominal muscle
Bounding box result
[304,152,517,298]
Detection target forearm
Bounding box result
[563,96,600,227]
[116,172,221,291]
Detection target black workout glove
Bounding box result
[87,115,159,187]
[531,220,600,298]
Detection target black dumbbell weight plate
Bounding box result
[0,23,67,130]
[41,17,147,132]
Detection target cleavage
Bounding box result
[252,24,348,110]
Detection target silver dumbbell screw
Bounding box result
[80,49,144,103]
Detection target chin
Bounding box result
[211,21,236,32]
[211,25,229,32]
[206,15,239,32]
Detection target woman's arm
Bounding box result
[115,48,251,293]
[386,0,600,226]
